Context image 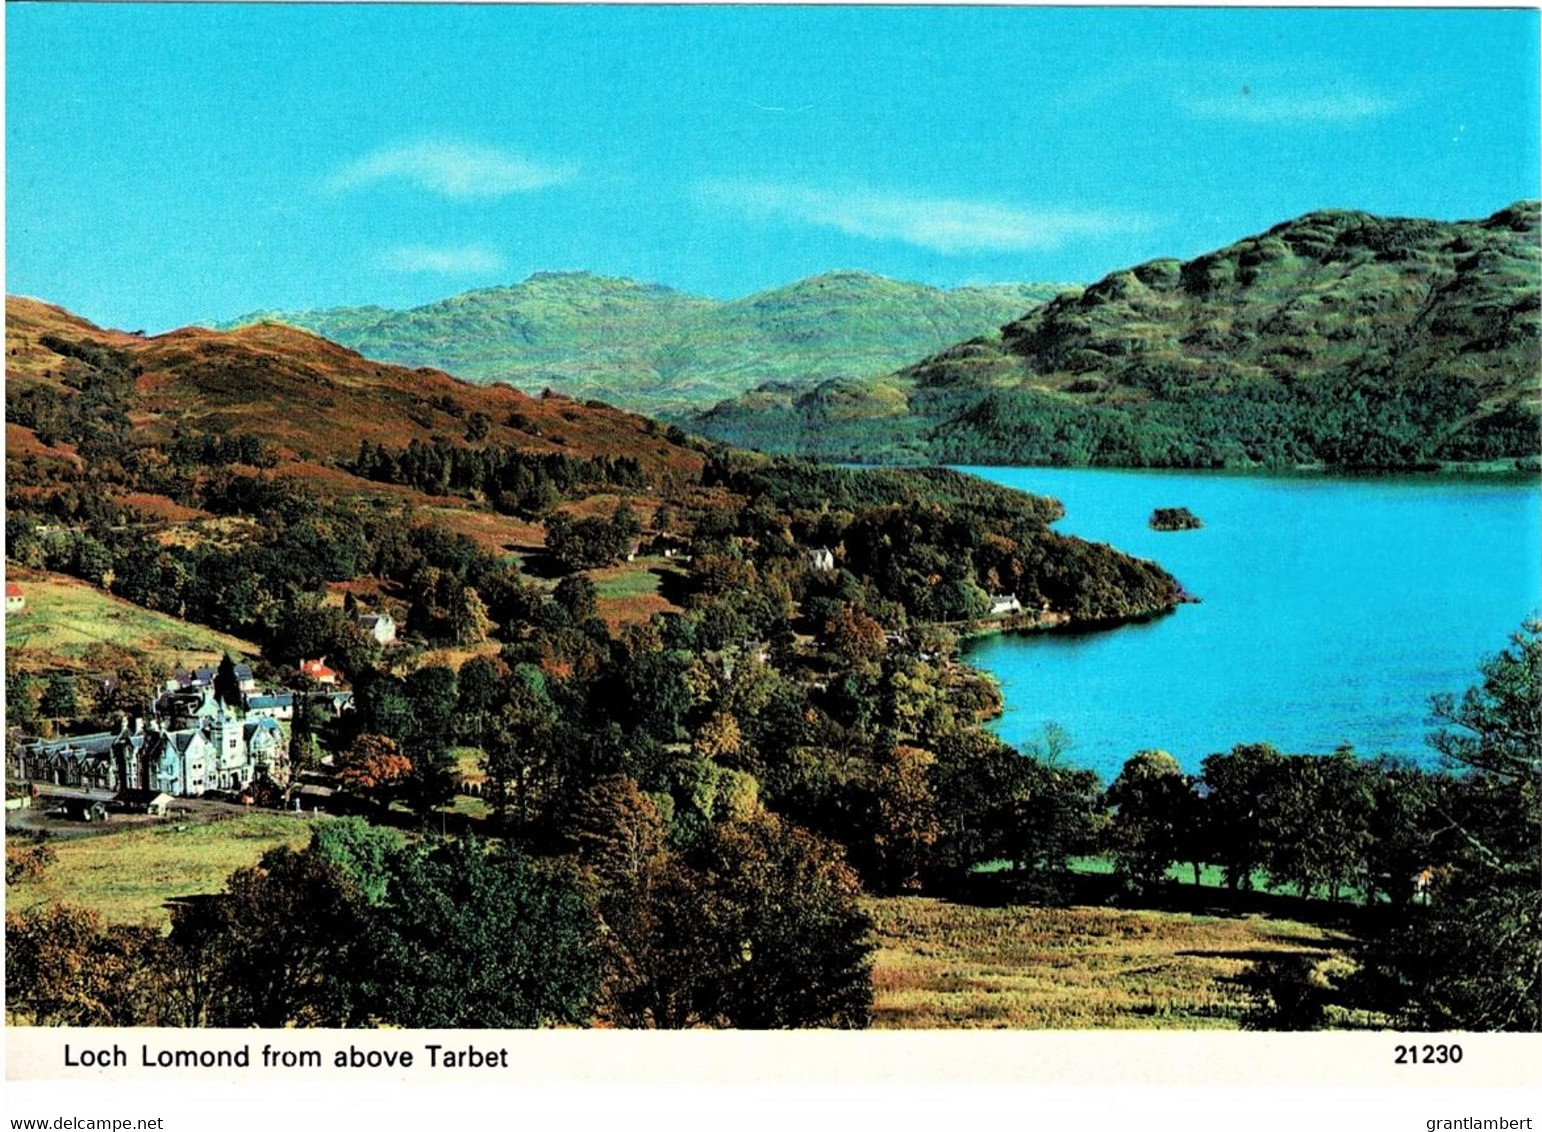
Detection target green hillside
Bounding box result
[5,570,262,672]
[692,203,1542,470]
[221,271,1066,416]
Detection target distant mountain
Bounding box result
[219,271,1068,416]
[692,203,1542,471]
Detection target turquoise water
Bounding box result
[957,466,1542,782]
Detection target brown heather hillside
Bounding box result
[5,295,706,486]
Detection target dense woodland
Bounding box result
[5,304,1538,1031]
[8,624,1539,1030]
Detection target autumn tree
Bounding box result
[601,813,873,1029]
[690,814,873,1028]
[335,733,413,809]
[822,605,887,665]
[6,903,166,1026]
[450,584,493,646]
[862,744,940,893]
[566,774,668,890]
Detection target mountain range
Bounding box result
[692,202,1542,470]
[220,271,1066,417]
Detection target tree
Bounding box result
[1260,748,1375,901]
[1353,622,1541,1031]
[213,652,243,710]
[1002,753,1104,888]
[334,733,413,808]
[6,663,45,734]
[691,710,746,765]
[454,654,505,749]
[690,814,873,1028]
[1198,743,1286,890]
[39,674,84,728]
[553,574,598,624]
[287,689,321,771]
[822,605,887,665]
[863,743,940,893]
[101,659,168,719]
[6,903,166,1026]
[1105,749,1196,891]
[566,774,667,890]
[450,584,494,646]
[308,818,406,906]
[359,838,601,1028]
[165,846,367,1027]
[601,813,873,1029]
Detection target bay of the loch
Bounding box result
[958,466,1542,781]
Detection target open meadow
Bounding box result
[866,895,1353,1029]
[5,570,262,671]
[6,810,320,928]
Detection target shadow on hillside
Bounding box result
[517,549,567,581]
[652,566,692,608]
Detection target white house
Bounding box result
[357,612,397,646]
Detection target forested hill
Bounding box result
[4,293,1181,640]
[692,202,1542,470]
[217,271,1066,417]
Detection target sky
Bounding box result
[6,4,1539,333]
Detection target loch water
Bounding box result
[957,466,1542,782]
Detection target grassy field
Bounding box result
[6,811,320,928]
[5,571,262,670]
[866,895,1352,1029]
[590,555,686,627]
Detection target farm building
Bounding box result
[6,583,25,613]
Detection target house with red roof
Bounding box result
[299,658,339,686]
[6,583,25,614]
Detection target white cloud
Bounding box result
[332,141,575,199]
[1179,88,1399,124]
[380,244,507,274]
[698,180,1147,254]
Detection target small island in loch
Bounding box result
[1149,507,1204,532]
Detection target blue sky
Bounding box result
[7,5,1539,332]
